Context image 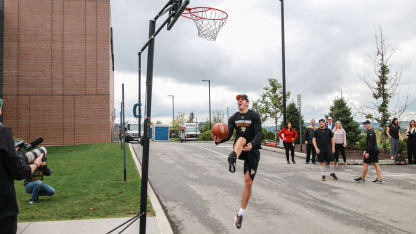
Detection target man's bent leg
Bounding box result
[234,137,247,159]
[241,171,253,209]
[27,180,42,200]
[38,184,55,197]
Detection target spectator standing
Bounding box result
[387,118,401,160]
[304,119,317,164]
[406,120,416,164]
[327,117,335,130]
[278,122,298,164]
[333,121,347,166]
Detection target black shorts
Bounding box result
[317,151,334,163]
[364,151,379,164]
[238,149,260,181]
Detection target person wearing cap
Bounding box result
[354,120,382,184]
[0,98,46,233]
[213,94,262,229]
[312,119,338,181]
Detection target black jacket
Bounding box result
[0,124,31,219]
[304,125,317,144]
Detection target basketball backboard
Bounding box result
[167,0,190,30]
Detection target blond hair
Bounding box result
[334,120,343,130]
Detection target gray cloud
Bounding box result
[111,0,416,122]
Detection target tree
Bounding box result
[155,120,163,125]
[360,27,409,151]
[171,112,186,130]
[200,120,211,133]
[252,99,268,125]
[328,97,361,147]
[188,111,195,123]
[212,110,225,124]
[258,78,290,140]
[280,102,305,144]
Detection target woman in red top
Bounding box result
[278,122,299,164]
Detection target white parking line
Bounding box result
[383,173,416,177]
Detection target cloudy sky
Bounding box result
[110,0,416,126]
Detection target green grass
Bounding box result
[15,143,153,222]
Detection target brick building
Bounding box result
[0,0,114,145]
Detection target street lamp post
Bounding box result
[168,95,175,125]
[201,80,211,129]
[279,0,287,125]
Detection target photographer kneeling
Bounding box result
[0,98,46,234]
[24,160,55,204]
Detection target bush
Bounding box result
[398,140,407,154]
[261,128,268,141]
[266,131,275,140]
[358,135,367,151]
[199,130,213,141]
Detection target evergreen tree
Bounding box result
[188,112,195,123]
[280,102,305,144]
[328,97,361,147]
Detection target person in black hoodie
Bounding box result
[406,120,416,164]
[0,98,45,234]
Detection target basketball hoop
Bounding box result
[181,7,228,41]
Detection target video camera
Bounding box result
[15,137,48,164]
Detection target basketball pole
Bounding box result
[138,2,189,233]
[138,52,142,140]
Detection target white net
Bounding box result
[183,7,228,41]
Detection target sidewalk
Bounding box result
[17,217,160,234]
[261,145,395,165]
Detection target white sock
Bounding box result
[330,164,335,174]
[238,208,245,216]
[320,165,325,176]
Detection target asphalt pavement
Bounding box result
[132,141,416,234]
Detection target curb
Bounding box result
[261,145,395,165]
[128,143,173,234]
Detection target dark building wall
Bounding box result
[2,0,113,145]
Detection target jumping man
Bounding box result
[213,94,262,229]
[313,119,338,181]
[354,120,382,183]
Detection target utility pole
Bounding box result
[279,0,287,125]
[168,95,175,125]
[202,80,212,129]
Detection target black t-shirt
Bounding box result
[313,127,333,152]
[366,128,379,154]
[389,124,400,139]
[219,110,262,150]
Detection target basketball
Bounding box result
[212,123,229,139]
